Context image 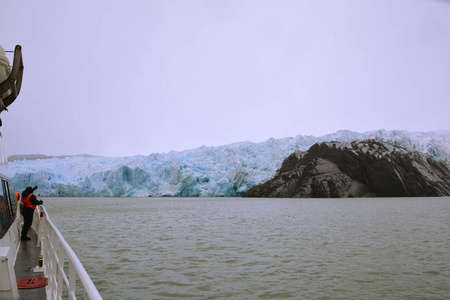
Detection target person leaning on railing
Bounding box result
[20,186,43,240]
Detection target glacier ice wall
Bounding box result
[7,130,450,197]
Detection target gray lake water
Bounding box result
[43,197,450,300]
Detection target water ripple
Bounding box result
[44,197,450,300]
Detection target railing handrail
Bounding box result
[33,205,103,300]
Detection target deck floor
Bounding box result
[14,228,47,299]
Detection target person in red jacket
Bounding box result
[20,186,43,241]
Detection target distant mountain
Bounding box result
[7,130,450,197]
[244,140,450,198]
[8,154,98,161]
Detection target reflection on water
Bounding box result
[44,197,450,300]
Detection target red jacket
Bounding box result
[21,192,42,210]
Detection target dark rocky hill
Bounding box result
[243,140,450,198]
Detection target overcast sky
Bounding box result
[1,0,449,157]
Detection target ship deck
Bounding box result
[14,228,46,299]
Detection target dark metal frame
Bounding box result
[0,45,24,113]
[0,177,15,239]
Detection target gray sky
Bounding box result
[1,0,449,157]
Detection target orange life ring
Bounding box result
[17,277,48,289]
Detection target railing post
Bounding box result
[48,230,58,295]
[31,206,41,247]
[37,207,45,249]
[56,244,65,298]
[69,260,77,299]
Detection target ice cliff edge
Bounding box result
[7,129,450,197]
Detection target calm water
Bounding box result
[43,197,450,300]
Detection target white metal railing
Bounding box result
[32,205,102,300]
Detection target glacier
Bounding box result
[4,129,450,197]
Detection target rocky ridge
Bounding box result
[244,140,450,198]
[7,130,450,197]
